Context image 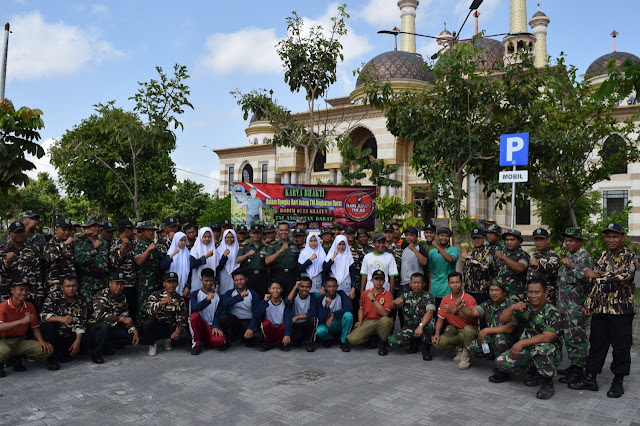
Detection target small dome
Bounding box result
[437,37,505,71]
[355,50,435,88]
[249,113,266,123]
[438,29,453,38]
[532,11,547,18]
[586,51,640,76]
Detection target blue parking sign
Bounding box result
[500,133,529,166]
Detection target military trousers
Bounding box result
[0,336,50,363]
[586,313,634,376]
[433,325,478,352]
[496,342,560,378]
[466,333,513,360]
[559,303,588,367]
[388,322,433,347]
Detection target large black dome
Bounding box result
[586,51,640,77]
[355,50,435,88]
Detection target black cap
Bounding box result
[118,219,134,230]
[532,228,549,239]
[163,217,179,226]
[405,226,418,235]
[221,220,233,228]
[372,232,386,242]
[9,221,25,233]
[292,228,306,237]
[164,271,179,282]
[424,223,437,232]
[10,277,30,288]
[437,227,453,236]
[344,226,356,234]
[470,228,484,237]
[382,224,394,232]
[55,218,74,228]
[237,225,249,234]
[102,221,116,232]
[210,223,221,231]
[109,271,126,282]
[372,270,385,279]
[356,228,369,236]
[250,223,264,233]
[602,223,625,235]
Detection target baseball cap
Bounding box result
[372,270,385,279]
[372,233,386,242]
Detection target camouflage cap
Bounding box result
[488,278,507,291]
[330,222,343,230]
[136,220,157,230]
[344,226,356,234]
[561,227,585,240]
[602,223,625,235]
[356,228,369,236]
[486,224,502,237]
[82,213,103,227]
[502,228,523,242]
[265,224,276,233]
[319,226,333,236]
[19,210,40,219]
[295,217,309,225]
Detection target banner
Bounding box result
[230,183,376,231]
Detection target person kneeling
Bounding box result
[189,268,226,355]
[287,277,318,352]
[316,277,353,352]
[388,273,435,361]
[346,270,393,356]
[249,281,292,351]
[220,270,261,347]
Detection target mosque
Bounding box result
[214,0,640,238]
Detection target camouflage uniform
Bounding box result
[586,246,637,316]
[40,291,88,337]
[43,237,76,295]
[0,241,43,301]
[496,303,562,378]
[145,290,188,331]
[493,247,529,299]
[388,291,436,347]
[527,248,561,305]
[109,237,137,289]
[88,288,137,333]
[350,243,371,276]
[133,239,161,321]
[466,295,518,359]
[385,242,403,274]
[156,236,171,261]
[557,246,592,368]
[74,237,110,299]
[463,246,493,294]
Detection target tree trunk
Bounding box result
[100,202,107,220]
[303,145,310,184]
[563,190,578,227]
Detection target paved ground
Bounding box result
[1,332,639,426]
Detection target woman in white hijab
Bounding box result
[190,227,218,293]
[215,229,239,295]
[298,233,325,295]
[322,235,356,300]
[160,231,191,297]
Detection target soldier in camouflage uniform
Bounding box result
[458,279,518,382]
[20,210,48,262]
[485,224,505,254]
[40,276,87,366]
[109,220,138,317]
[86,271,140,364]
[493,229,529,300]
[263,225,277,247]
[320,227,334,253]
[156,217,180,265]
[569,223,636,399]
[133,221,161,323]
[100,221,116,247]
[74,214,110,299]
[142,271,189,356]
[388,272,436,361]
[0,221,44,305]
[497,279,562,400]
[383,224,402,273]
[527,228,561,305]
[554,227,593,386]
[462,228,493,305]
[43,218,76,297]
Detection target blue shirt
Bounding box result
[428,245,460,298]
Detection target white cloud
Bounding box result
[175,165,220,195]
[7,11,124,81]
[25,137,59,184]
[361,0,401,28]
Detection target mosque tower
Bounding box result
[397,0,419,53]
[503,0,536,65]
[529,3,550,68]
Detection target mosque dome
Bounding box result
[355,50,435,88]
[436,37,505,71]
[586,51,640,77]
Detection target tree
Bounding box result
[534,191,601,244]
[593,57,640,102]
[50,64,193,220]
[337,137,401,188]
[0,99,45,193]
[162,179,213,225]
[198,194,231,226]
[524,56,639,227]
[232,4,360,183]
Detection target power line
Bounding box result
[175,167,221,181]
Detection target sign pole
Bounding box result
[510,164,516,229]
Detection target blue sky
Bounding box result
[4,0,638,194]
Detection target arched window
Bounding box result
[262,137,269,144]
[253,138,258,145]
[242,164,253,183]
[602,134,628,175]
[361,137,378,167]
[314,149,327,172]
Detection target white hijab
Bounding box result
[190,227,218,292]
[327,235,354,284]
[216,229,239,275]
[168,231,191,294]
[298,234,325,277]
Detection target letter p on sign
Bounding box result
[500,133,529,166]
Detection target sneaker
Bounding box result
[191,345,202,356]
[453,346,463,363]
[322,340,332,349]
[147,344,157,356]
[306,342,316,352]
[259,344,274,352]
[458,348,471,370]
[163,339,172,351]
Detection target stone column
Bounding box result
[291,172,298,184]
[329,169,336,184]
[468,175,479,219]
[487,193,496,222]
[282,172,290,185]
[336,170,343,185]
[389,172,397,196]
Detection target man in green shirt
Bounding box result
[266,222,300,296]
[236,224,269,297]
[427,227,460,309]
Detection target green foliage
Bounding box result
[374,195,422,232]
[161,179,213,225]
[0,172,59,229]
[583,202,638,258]
[534,191,601,244]
[337,137,401,188]
[0,99,45,193]
[593,57,640,102]
[198,194,231,226]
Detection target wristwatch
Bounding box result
[454,310,460,316]
[418,322,424,328]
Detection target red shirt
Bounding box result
[437,292,478,329]
[0,298,39,338]
[360,289,392,320]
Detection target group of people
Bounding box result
[0,211,635,402]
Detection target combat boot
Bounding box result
[524,369,541,387]
[422,342,432,361]
[13,357,26,372]
[568,371,598,391]
[458,348,471,370]
[488,370,512,383]
[606,375,624,398]
[558,365,582,384]
[453,345,463,363]
[377,340,388,356]
[367,335,378,349]
[407,339,420,354]
[536,377,554,400]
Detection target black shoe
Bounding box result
[217,343,230,352]
[407,340,420,354]
[0,365,5,378]
[377,341,388,356]
[13,358,26,372]
[306,342,316,352]
[367,335,378,349]
[607,376,624,398]
[422,343,432,361]
[191,345,202,355]
[340,342,351,353]
[259,344,274,352]
[536,377,555,400]
[92,355,104,364]
[524,370,541,387]
[489,371,512,383]
[569,371,598,391]
[322,340,332,349]
[47,360,60,371]
[559,366,583,384]
[557,365,573,376]
[103,348,116,356]
[280,345,290,352]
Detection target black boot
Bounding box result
[524,369,541,387]
[488,370,512,383]
[306,341,316,352]
[377,340,388,356]
[422,342,432,361]
[13,358,26,372]
[407,339,420,354]
[559,365,582,384]
[606,375,624,398]
[536,377,554,400]
[0,364,5,378]
[557,365,573,376]
[569,371,598,391]
[367,335,378,349]
[47,357,60,371]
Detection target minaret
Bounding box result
[397,0,419,54]
[509,0,528,33]
[529,4,550,68]
[503,0,537,66]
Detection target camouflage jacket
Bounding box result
[88,288,136,333]
[134,239,160,289]
[486,241,506,256]
[463,246,493,293]
[43,237,76,292]
[27,232,48,259]
[109,237,137,288]
[74,237,110,282]
[493,247,530,296]
[156,236,171,260]
[40,291,88,336]
[586,246,637,315]
[476,295,519,328]
[400,291,436,329]
[385,242,402,272]
[350,243,372,276]
[145,290,188,330]
[527,248,561,286]
[557,247,593,309]
[513,302,562,351]
[0,241,44,300]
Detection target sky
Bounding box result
[3,0,639,195]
